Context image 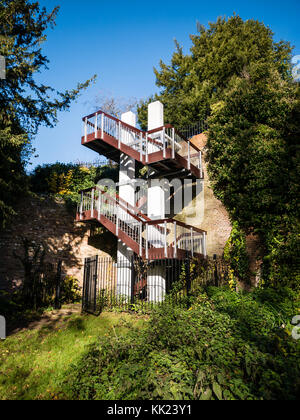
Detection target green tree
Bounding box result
[137,15,292,129]
[138,15,300,288]
[0,0,96,228]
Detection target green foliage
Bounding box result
[63,287,300,400]
[30,162,118,208]
[61,276,81,304]
[0,0,95,228]
[137,15,292,129]
[137,14,299,289]
[207,63,300,289]
[224,222,250,287]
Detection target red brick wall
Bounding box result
[0,196,112,291]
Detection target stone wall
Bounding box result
[0,196,114,291]
[176,133,233,257]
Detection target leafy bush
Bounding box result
[62,287,300,400]
[29,162,118,208]
[61,276,82,304]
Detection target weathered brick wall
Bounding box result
[0,196,113,291]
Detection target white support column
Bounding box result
[147,101,166,302]
[117,111,137,300]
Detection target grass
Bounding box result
[0,309,146,400]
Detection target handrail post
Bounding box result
[97,189,101,218]
[116,204,119,236]
[139,222,143,256]
[140,133,143,161]
[145,224,149,259]
[172,128,175,159]
[118,121,121,149]
[202,232,207,257]
[101,113,104,139]
[91,188,94,218]
[190,228,194,257]
[188,141,191,170]
[163,127,166,159]
[164,221,167,257]
[174,221,177,258]
[146,133,149,163]
[84,118,87,143]
[95,113,98,137]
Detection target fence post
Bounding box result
[130,255,135,307]
[188,141,191,170]
[139,222,143,256]
[186,257,191,305]
[93,255,98,314]
[54,260,62,310]
[174,221,177,258]
[164,221,167,257]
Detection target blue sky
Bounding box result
[30,0,300,170]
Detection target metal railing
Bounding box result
[77,186,207,259]
[82,110,203,173]
[82,255,229,314]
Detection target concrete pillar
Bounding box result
[147,101,166,302]
[117,111,136,300]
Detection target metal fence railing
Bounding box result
[82,255,229,315]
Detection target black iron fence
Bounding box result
[82,255,229,315]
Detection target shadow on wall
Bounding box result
[0,196,111,291]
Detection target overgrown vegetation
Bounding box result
[62,286,300,400]
[137,15,300,290]
[29,162,118,209]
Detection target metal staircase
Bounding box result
[77,187,206,260]
[82,110,204,179]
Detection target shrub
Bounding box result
[61,276,82,304]
[63,287,300,400]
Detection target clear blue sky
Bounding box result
[30,0,300,170]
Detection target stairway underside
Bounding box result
[82,132,202,179]
[77,209,192,260]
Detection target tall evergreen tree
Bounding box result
[138,15,299,288]
[0,0,95,227]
